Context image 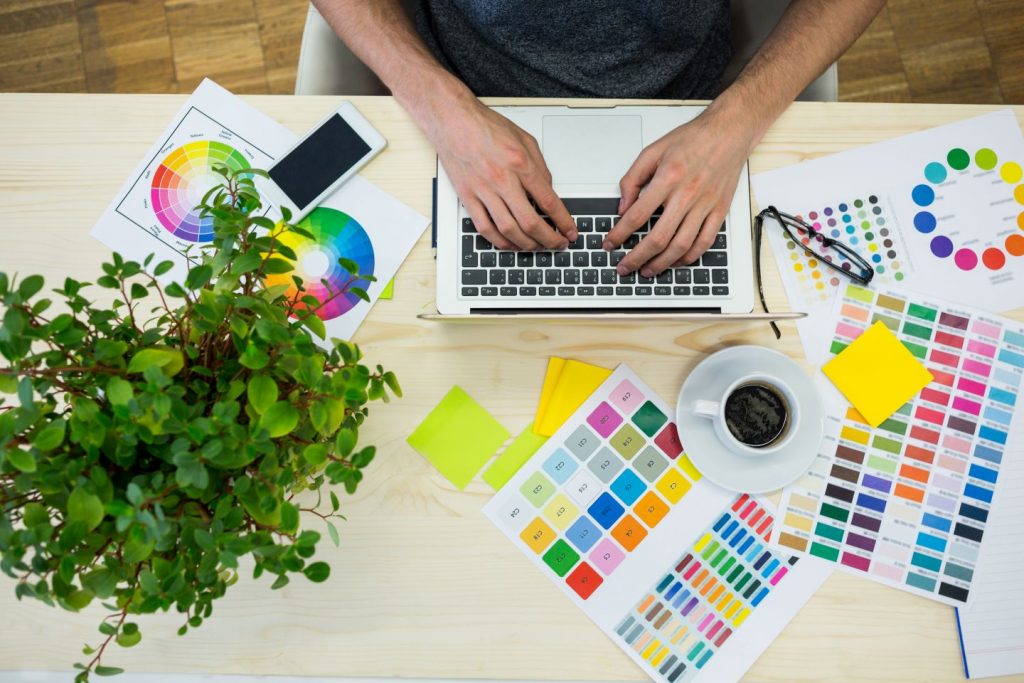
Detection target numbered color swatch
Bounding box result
[614,494,799,683]
[775,284,1024,605]
[264,208,376,321]
[150,140,251,243]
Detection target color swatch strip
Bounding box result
[614,494,797,683]
[775,284,1024,605]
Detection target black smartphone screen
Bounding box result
[269,114,372,210]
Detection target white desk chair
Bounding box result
[294,0,838,101]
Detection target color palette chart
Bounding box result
[484,366,831,683]
[774,284,1024,605]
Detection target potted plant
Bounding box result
[0,167,400,680]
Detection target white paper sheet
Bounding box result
[751,110,1024,361]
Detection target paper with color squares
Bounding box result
[485,365,831,683]
[407,386,510,490]
[774,283,1024,606]
[751,110,1024,360]
[533,357,613,436]
[823,320,934,428]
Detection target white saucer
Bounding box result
[675,346,823,494]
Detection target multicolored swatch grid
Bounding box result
[775,284,1024,605]
[788,194,904,304]
[485,366,832,683]
[614,494,799,683]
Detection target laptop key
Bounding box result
[694,286,710,296]
[582,269,599,284]
[712,234,727,249]
[482,287,498,296]
[517,252,534,267]
[619,273,636,284]
[596,217,612,231]
[600,269,617,284]
[462,218,475,233]
[519,286,537,296]
[481,252,497,268]
[577,217,593,232]
[462,270,487,285]
[638,274,654,285]
[558,287,575,297]
[536,252,553,267]
[586,235,604,250]
[611,251,626,265]
[569,236,585,250]
[702,251,727,267]
[719,222,727,233]
[694,269,710,284]
[540,286,556,296]
[655,286,671,295]
[673,268,691,284]
[555,252,572,267]
[461,287,479,296]
[597,286,613,295]
[573,252,589,267]
[616,286,633,296]
[592,251,608,266]
[545,270,562,284]
[499,252,515,267]
[527,269,543,284]
[564,269,581,285]
[509,269,525,285]
[500,287,517,296]
[462,235,475,254]
[462,253,478,268]
[674,286,691,296]
[712,286,729,296]
[656,271,672,284]
[635,286,652,295]
[489,270,506,285]
[578,286,595,296]
[475,235,492,250]
[712,269,728,284]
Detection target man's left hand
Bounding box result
[603,106,757,277]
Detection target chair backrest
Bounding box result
[295,1,837,102]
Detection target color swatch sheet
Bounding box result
[773,284,1024,605]
[483,366,831,683]
[90,79,428,343]
[751,110,1024,358]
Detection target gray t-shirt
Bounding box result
[414,1,732,99]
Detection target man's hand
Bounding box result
[603,106,756,277]
[431,97,577,251]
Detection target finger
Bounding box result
[604,183,666,251]
[617,200,688,275]
[618,147,658,216]
[464,197,515,251]
[526,177,577,241]
[480,191,541,251]
[640,204,708,276]
[679,208,727,266]
[508,182,570,250]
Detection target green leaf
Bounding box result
[280,502,299,533]
[246,375,278,415]
[6,449,36,473]
[327,521,340,547]
[0,375,17,394]
[260,401,299,438]
[117,624,142,648]
[303,444,327,466]
[23,502,49,527]
[32,420,67,451]
[382,371,402,398]
[154,260,174,276]
[105,377,133,406]
[303,561,331,583]
[335,428,356,457]
[123,536,155,564]
[262,258,294,274]
[338,258,359,275]
[194,529,215,551]
[330,491,340,512]
[81,569,117,599]
[18,274,44,299]
[94,665,125,676]
[63,589,93,611]
[184,264,213,290]
[127,347,184,376]
[302,313,326,340]
[67,487,105,532]
[239,344,269,370]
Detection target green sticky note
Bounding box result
[407,386,510,489]
[379,279,394,300]
[483,423,548,490]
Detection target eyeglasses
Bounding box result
[754,205,875,339]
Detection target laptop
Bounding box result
[429,104,801,321]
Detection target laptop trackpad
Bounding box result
[542,115,642,186]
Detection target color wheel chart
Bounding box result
[484,365,831,683]
[910,146,1024,272]
[114,106,274,257]
[774,284,1024,605]
[264,208,375,321]
[789,194,906,304]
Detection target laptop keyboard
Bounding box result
[459,198,729,299]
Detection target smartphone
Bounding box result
[261,102,386,223]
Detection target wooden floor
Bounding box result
[1,0,1023,103]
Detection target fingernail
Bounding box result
[602,240,614,251]
[641,268,653,278]
[617,264,629,276]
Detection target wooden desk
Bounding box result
[1,94,1022,682]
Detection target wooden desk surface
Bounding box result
[1,94,1022,682]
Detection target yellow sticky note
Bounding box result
[534,357,566,426]
[482,423,549,490]
[822,321,933,428]
[407,386,510,489]
[378,279,395,300]
[533,358,613,437]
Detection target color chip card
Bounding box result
[484,366,831,683]
[407,386,510,490]
[823,320,934,427]
[774,284,1024,605]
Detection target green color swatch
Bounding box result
[632,401,668,437]
[542,539,580,577]
[947,147,970,170]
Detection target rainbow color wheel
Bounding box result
[150,140,250,243]
[265,208,375,321]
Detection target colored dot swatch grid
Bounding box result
[912,147,1024,271]
[489,366,709,603]
[775,284,1024,605]
[788,195,904,303]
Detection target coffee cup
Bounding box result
[692,373,799,457]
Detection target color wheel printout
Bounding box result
[773,284,1024,606]
[484,365,831,683]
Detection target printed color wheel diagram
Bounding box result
[911,147,1024,271]
[150,140,251,243]
[264,208,376,322]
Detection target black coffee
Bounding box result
[723,383,789,448]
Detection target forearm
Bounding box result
[710,0,886,148]
[310,0,476,136]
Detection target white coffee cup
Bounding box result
[692,373,799,457]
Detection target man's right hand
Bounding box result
[428,97,577,250]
